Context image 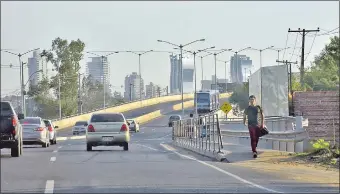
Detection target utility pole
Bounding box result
[77,73,83,114]
[288,28,319,88]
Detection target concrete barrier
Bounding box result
[134,110,162,125]
[53,94,194,130]
[172,100,194,111]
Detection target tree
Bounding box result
[292,35,339,91]
[229,82,249,111]
[29,37,86,118]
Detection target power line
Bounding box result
[288,27,320,88]
[289,33,299,61]
[282,32,290,59]
[304,32,318,62]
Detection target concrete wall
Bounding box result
[293,91,339,145]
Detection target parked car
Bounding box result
[86,113,130,151]
[72,120,88,135]
[0,101,24,157]
[43,119,58,144]
[21,117,50,148]
[127,119,139,132]
[168,115,181,127]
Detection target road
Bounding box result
[1,106,338,193]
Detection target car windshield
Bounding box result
[21,118,40,125]
[197,93,210,103]
[90,114,124,122]
[127,120,135,124]
[75,121,87,126]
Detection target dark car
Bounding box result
[0,101,24,157]
[168,115,181,127]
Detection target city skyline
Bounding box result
[1,1,338,96]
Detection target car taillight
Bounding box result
[48,126,53,132]
[120,124,128,132]
[11,116,17,127]
[36,127,44,131]
[88,124,95,132]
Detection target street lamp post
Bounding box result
[87,51,119,109]
[24,69,43,116]
[250,46,274,107]
[127,50,153,102]
[1,48,40,116]
[217,59,231,88]
[269,47,291,66]
[177,46,215,117]
[157,39,205,116]
[200,53,213,90]
[232,47,251,83]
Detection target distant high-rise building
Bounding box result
[27,50,42,88]
[124,72,144,101]
[86,56,110,93]
[230,54,252,83]
[145,82,158,99]
[170,54,181,94]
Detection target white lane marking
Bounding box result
[53,150,58,153]
[141,132,145,134]
[50,157,56,162]
[58,146,62,149]
[152,129,155,131]
[67,144,71,146]
[70,135,85,140]
[135,143,159,151]
[160,143,282,194]
[44,180,54,193]
[56,137,67,141]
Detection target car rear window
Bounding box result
[44,120,51,126]
[75,121,87,126]
[170,116,180,120]
[127,120,135,124]
[1,102,14,116]
[21,118,40,124]
[90,114,124,123]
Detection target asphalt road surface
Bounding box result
[1,109,338,193]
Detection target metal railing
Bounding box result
[172,113,224,154]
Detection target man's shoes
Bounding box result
[253,152,258,158]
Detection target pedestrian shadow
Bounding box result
[222,143,265,163]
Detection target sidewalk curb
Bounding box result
[171,141,229,162]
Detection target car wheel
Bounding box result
[86,144,92,151]
[54,137,57,144]
[19,135,23,156]
[42,142,47,148]
[123,142,129,151]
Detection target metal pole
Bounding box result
[102,56,106,109]
[235,52,238,83]
[277,51,280,66]
[78,73,81,114]
[180,45,184,116]
[201,57,203,90]
[194,52,197,117]
[138,54,142,101]
[58,62,61,119]
[20,59,25,116]
[224,61,227,86]
[260,50,263,68]
[214,53,217,91]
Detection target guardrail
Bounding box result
[172,113,226,161]
[220,116,311,153]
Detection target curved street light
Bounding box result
[157,38,205,116]
[86,51,119,109]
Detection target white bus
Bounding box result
[195,90,220,114]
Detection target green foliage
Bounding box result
[292,35,339,91]
[229,82,249,110]
[28,37,86,119]
[311,139,331,151]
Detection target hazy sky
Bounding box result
[1,1,339,96]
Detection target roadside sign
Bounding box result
[220,102,232,114]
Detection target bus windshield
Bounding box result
[197,93,210,103]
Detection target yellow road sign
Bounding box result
[220,102,232,114]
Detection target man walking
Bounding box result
[243,95,264,158]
